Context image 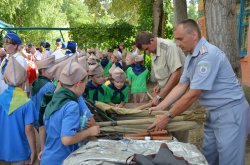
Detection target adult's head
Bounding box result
[135,32,157,54]
[3,31,22,55]
[174,19,201,54]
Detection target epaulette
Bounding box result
[200,46,208,55]
[160,42,168,50]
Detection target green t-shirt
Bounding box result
[127,67,149,94]
[106,84,129,104]
[102,61,113,77]
[85,81,109,102]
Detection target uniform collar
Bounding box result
[191,37,207,57]
[155,37,162,57]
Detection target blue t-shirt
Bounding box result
[0,101,37,162]
[30,82,55,118]
[41,98,92,165]
[180,37,244,110]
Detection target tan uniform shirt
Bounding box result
[152,38,185,88]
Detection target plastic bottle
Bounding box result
[78,111,88,147]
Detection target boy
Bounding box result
[30,55,55,120]
[0,57,37,165]
[127,55,149,103]
[100,52,112,77]
[107,67,129,107]
[40,61,100,165]
[84,64,108,102]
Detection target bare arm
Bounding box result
[61,126,100,146]
[148,89,202,131]
[149,82,189,112]
[39,126,46,151]
[25,124,37,164]
[152,68,182,106]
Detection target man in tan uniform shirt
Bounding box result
[135,32,185,106]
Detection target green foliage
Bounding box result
[163,0,174,39]
[187,3,199,21]
[70,20,137,49]
[0,0,67,47]
[138,0,154,32]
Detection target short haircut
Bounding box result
[177,19,201,39]
[3,38,17,45]
[135,32,155,49]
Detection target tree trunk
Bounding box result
[153,0,165,37]
[173,0,188,25]
[204,0,240,76]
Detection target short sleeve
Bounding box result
[165,45,184,73]
[190,56,220,90]
[24,101,37,125]
[61,101,80,137]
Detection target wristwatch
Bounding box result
[156,95,163,102]
[165,111,174,119]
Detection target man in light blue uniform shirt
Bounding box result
[148,19,250,165]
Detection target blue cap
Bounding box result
[56,38,61,42]
[4,31,22,45]
[28,43,33,47]
[45,42,50,48]
[61,42,67,49]
[66,41,77,53]
[40,42,46,47]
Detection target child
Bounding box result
[107,67,129,107]
[0,57,37,165]
[127,55,149,103]
[30,55,56,121]
[87,54,97,65]
[125,52,135,74]
[110,50,126,71]
[100,51,112,77]
[84,64,108,102]
[40,61,100,165]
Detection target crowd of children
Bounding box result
[0,31,150,165]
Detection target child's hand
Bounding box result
[87,126,100,137]
[117,104,124,108]
[38,151,43,160]
[28,151,37,165]
[86,118,96,128]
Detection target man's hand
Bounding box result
[148,105,164,114]
[147,115,169,131]
[152,96,160,106]
[153,84,160,93]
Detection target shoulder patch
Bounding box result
[200,46,208,55]
[160,43,168,50]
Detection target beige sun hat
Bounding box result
[46,54,78,80]
[36,55,55,69]
[135,55,144,62]
[78,56,89,71]
[59,61,87,85]
[111,67,126,82]
[88,64,104,76]
[3,56,27,86]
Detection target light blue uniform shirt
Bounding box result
[41,98,92,165]
[0,100,37,162]
[30,82,55,119]
[180,37,244,110]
